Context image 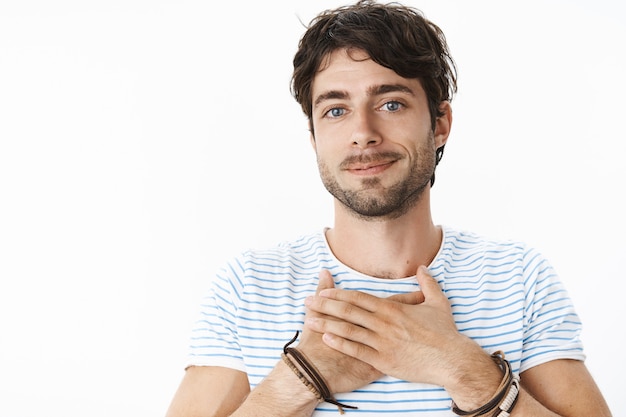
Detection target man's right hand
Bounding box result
[296,269,382,395]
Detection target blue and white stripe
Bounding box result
[188,226,584,416]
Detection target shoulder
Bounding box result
[242,230,329,265]
[436,226,553,284]
[218,230,332,283]
[439,226,531,263]
[442,226,527,250]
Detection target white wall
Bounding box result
[0,0,623,415]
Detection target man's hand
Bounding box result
[295,269,382,394]
[303,266,495,391]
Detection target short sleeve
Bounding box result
[520,247,586,372]
[186,255,247,372]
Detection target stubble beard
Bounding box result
[318,135,437,221]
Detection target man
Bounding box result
[166,1,612,416]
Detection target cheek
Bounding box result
[311,131,342,157]
[315,146,338,167]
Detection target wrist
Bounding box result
[255,360,321,413]
[282,331,358,414]
[276,358,322,404]
[444,341,504,410]
[448,347,520,416]
[239,361,319,417]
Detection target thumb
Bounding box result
[387,267,433,305]
[305,270,336,323]
[416,265,446,304]
[317,269,336,294]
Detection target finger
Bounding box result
[306,314,372,344]
[316,269,335,294]
[416,266,448,307]
[387,291,425,305]
[321,331,379,363]
[306,270,337,322]
[306,291,380,330]
[318,288,382,313]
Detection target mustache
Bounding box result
[339,151,404,169]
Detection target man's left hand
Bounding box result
[304,265,487,388]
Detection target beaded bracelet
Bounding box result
[282,331,357,414]
[281,353,323,401]
[451,351,518,417]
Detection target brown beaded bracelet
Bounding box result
[281,353,323,401]
[282,331,358,414]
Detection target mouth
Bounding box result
[341,152,402,176]
[346,160,396,175]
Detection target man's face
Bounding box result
[310,48,447,220]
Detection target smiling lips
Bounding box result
[340,152,403,176]
[347,160,395,175]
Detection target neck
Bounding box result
[326,191,442,279]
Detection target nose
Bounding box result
[350,110,382,148]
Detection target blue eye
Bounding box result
[327,108,345,118]
[383,101,402,112]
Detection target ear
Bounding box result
[434,101,452,149]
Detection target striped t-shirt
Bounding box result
[188,226,585,416]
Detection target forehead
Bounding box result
[312,48,424,101]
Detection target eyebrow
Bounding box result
[313,84,415,108]
[369,84,415,97]
[313,90,349,108]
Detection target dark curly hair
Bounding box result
[291,0,457,132]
